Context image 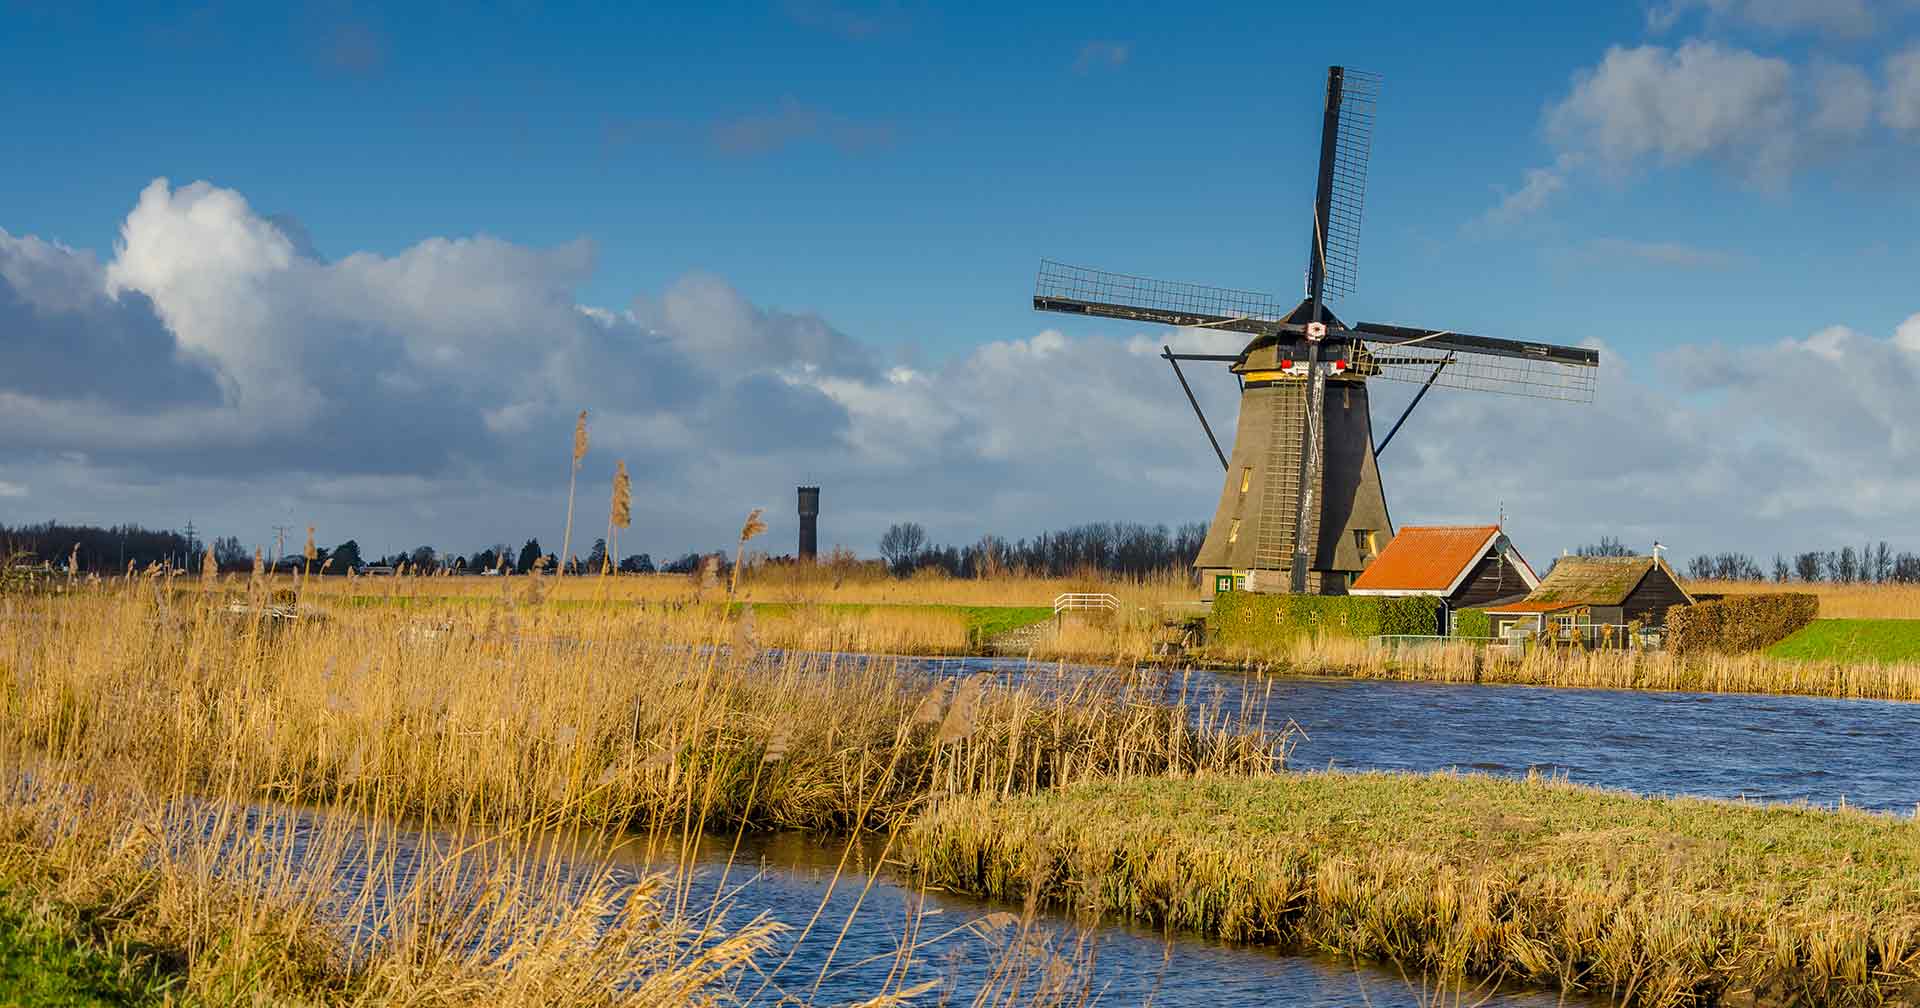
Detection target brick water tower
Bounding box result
[797,486,819,562]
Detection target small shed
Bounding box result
[1348,525,1540,633]
[1486,555,1694,638]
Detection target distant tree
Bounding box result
[1575,536,1635,558]
[619,553,654,574]
[472,548,498,572]
[516,539,543,574]
[1794,552,1824,582]
[450,555,467,572]
[543,552,558,572]
[212,535,248,570]
[408,546,438,573]
[332,540,365,572]
[1896,553,1920,584]
[879,522,927,576]
[1772,554,1790,583]
[1873,541,1894,584]
[662,552,703,574]
[1837,546,1860,584]
[586,538,608,575]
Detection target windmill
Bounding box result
[1033,67,1600,597]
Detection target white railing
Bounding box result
[1053,593,1120,617]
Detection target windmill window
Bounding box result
[1353,529,1377,556]
[1227,519,1241,543]
[1239,467,1252,494]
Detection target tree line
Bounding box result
[1568,535,1920,584]
[875,521,1209,579]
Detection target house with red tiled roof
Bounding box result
[1348,525,1538,632]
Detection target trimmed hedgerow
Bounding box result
[1208,592,1441,646]
[1668,593,1820,656]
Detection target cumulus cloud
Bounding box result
[1548,42,1804,182]
[1883,45,1920,132]
[8,178,1920,562]
[1485,39,1897,218]
[1647,0,1880,37]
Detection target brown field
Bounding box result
[1686,578,1920,619]
[297,565,1196,610]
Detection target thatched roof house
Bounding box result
[1484,555,1693,636]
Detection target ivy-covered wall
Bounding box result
[1208,592,1442,646]
[1452,607,1492,639]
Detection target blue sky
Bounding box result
[4,1,1920,563]
[8,1,1915,360]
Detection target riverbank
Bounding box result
[903,770,1920,1007]
[0,887,179,1007]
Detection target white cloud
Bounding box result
[1582,236,1733,268]
[1882,45,1920,132]
[8,178,1920,561]
[1548,42,1802,183]
[1477,154,1581,228]
[1811,62,1876,136]
[0,481,26,498]
[1647,0,1879,37]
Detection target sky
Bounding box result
[3,0,1920,567]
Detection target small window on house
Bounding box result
[1353,529,1376,556]
[1227,519,1241,543]
[1239,467,1252,494]
[1214,573,1234,594]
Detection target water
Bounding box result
[900,654,1920,813]
[163,656,1920,1006]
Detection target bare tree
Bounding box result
[878,522,926,576]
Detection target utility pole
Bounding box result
[272,525,292,570]
[183,519,197,570]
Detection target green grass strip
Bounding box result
[0,892,179,1007]
[1768,618,1920,664]
[905,771,1920,1006]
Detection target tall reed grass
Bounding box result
[906,771,1920,1008]
[0,574,1280,1005]
[1214,634,1920,702]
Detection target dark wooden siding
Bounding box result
[1448,552,1533,609]
[1623,568,1691,626]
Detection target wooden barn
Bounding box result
[1484,555,1694,641]
[1348,525,1539,633]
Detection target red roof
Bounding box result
[1482,599,1581,614]
[1350,525,1505,594]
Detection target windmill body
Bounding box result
[1033,67,1599,597]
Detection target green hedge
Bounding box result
[1668,593,1819,656]
[1208,592,1441,646]
[1451,607,1491,639]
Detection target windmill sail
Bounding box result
[1314,68,1379,302]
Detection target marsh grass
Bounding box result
[1689,579,1920,620]
[905,771,1920,1008]
[0,574,1281,1005]
[1212,633,1920,702]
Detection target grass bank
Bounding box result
[1768,619,1920,664]
[0,888,179,1007]
[905,771,1920,1007]
[1203,634,1920,702]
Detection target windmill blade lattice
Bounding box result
[1318,69,1379,301]
[1363,341,1597,403]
